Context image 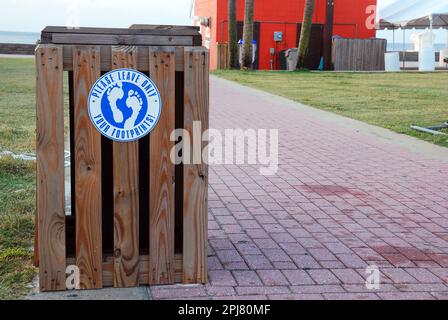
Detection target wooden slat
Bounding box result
[63,45,185,72]
[66,254,183,286]
[175,47,185,72]
[111,46,140,288]
[36,44,66,291]
[51,34,193,46]
[216,43,229,69]
[73,46,103,289]
[182,47,209,284]
[129,25,200,35]
[44,25,200,36]
[148,47,176,284]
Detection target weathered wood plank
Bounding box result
[44,25,199,36]
[216,43,229,69]
[73,46,103,289]
[36,44,66,291]
[111,46,140,288]
[148,47,175,284]
[51,34,193,46]
[129,25,200,35]
[67,254,183,286]
[62,45,185,72]
[175,47,185,72]
[182,47,209,284]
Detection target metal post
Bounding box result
[403,28,406,69]
[446,28,448,48]
[392,26,395,51]
[430,14,434,46]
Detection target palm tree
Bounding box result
[296,0,315,70]
[241,0,254,70]
[228,0,238,69]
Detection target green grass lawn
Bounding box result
[0,58,37,152]
[0,57,70,299]
[0,57,38,299]
[0,156,36,299]
[213,70,448,148]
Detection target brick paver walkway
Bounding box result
[150,76,448,300]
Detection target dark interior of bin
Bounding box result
[65,70,185,258]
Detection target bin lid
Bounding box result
[40,25,202,46]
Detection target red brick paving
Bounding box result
[150,77,448,300]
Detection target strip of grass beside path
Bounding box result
[0,58,37,152]
[213,70,448,148]
[0,156,36,299]
[0,57,65,298]
[0,57,69,152]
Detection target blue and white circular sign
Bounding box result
[88,68,162,142]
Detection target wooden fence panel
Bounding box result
[36,44,66,291]
[332,38,386,71]
[111,46,140,287]
[182,47,209,283]
[216,43,229,69]
[148,47,176,284]
[73,46,103,289]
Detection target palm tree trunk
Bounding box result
[296,0,315,70]
[241,0,254,70]
[228,0,238,69]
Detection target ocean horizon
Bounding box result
[0,30,40,44]
[387,43,447,52]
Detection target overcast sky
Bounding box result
[0,0,446,44]
[0,0,194,32]
[0,0,396,33]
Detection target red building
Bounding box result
[194,0,378,70]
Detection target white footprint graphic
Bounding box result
[124,90,144,130]
[106,83,124,123]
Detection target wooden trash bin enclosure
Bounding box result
[35,26,209,291]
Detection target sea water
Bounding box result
[0,31,40,44]
[387,42,446,52]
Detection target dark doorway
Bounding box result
[296,24,324,70]
[237,21,261,70]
